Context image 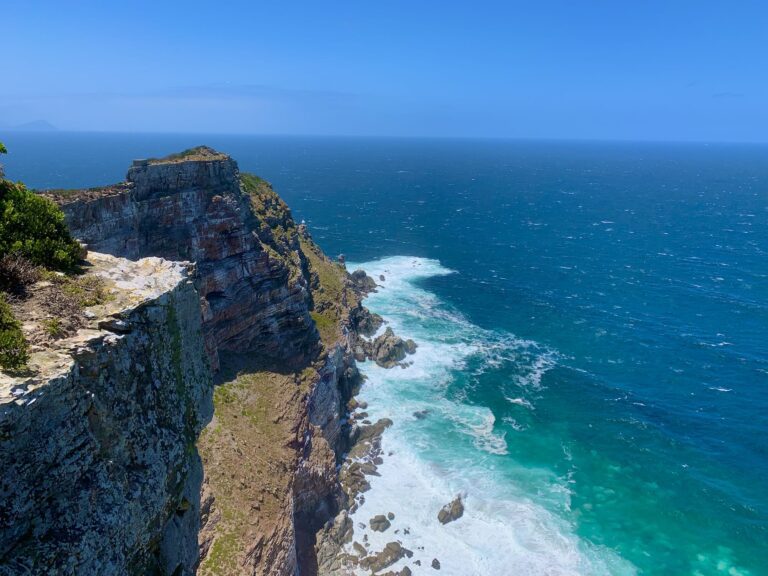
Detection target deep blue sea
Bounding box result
[3,133,767,575]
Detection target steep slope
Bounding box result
[27,147,407,575]
[0,253,212,575]
[47,147,319,371]
[40,149,370,575]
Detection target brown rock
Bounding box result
[370,514,391,532]
[437,495,465,525]
[368,327,417,368]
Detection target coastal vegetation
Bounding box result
[300,236,348,346]
[0,179,82,273]
[147,145,228,164]
[0,293,27,369]
[0,142,92,370]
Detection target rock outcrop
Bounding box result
[47,147,319,371]
[3,147,416,576]
[356,327,418,368]
[0,253,212,575]
[349,269,377,294]
[437,496,465,525]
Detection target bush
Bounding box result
[0,253,42,293]
[0,294,28,370]
[0,179,83,271]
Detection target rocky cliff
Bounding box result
[48,147,319,372]
[0,253,212,575]
[3,147,408,575]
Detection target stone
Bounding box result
[367,327,418,368]
[350,269,377,294]
[432,558,441,569]
[437,495,465,525]
[0,253,212,575]
[350,304,384,337]
[370,514,391,532]
[359,541,412,572]
[50,151,321,372]
[353,541,367,557]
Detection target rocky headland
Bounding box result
[0,147,420,575]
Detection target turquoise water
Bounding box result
[4,134,767,574]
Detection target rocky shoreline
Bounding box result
[316,272,461,576]
[1,147,458,575]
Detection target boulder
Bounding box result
[370,514,391,532]
[351,305,384,337]
[359,541,412,572]
[350,269,377,294]
[369,327,417,368]
[437,495,464,525]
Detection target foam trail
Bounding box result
[345,256,636,576]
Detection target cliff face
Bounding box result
[0,253,212,575]
[50,148,319,371]
[18,148,379,576]
[195,236,364,576]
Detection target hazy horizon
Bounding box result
[3,129,768,147]
[3,1,767,143]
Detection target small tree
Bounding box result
[0,179,83,271]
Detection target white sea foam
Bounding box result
[345,256,636,575]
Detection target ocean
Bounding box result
[3,133,767,575]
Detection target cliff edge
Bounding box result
[0,253,212,575]
[2,147,408,576]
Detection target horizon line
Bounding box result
[2,128,767,147]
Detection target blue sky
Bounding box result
[2,1,766,141]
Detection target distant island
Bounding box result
[1,119,57,132]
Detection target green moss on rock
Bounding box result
[0,293,27,370]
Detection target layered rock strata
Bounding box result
[47,148,319,371]
[19,148,412,575]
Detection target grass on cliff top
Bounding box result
[38,182,132,201]
[146,145,228,164]
[240,173,297,243]
[198,364,318,575]
[0,294,28,370]
[299,236,349,347]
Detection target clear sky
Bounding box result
[2,0,766,141]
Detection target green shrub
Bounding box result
[0,294,28,370]
[42,317,64,339]
[0,179,83,271]
[0,141,6,177]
